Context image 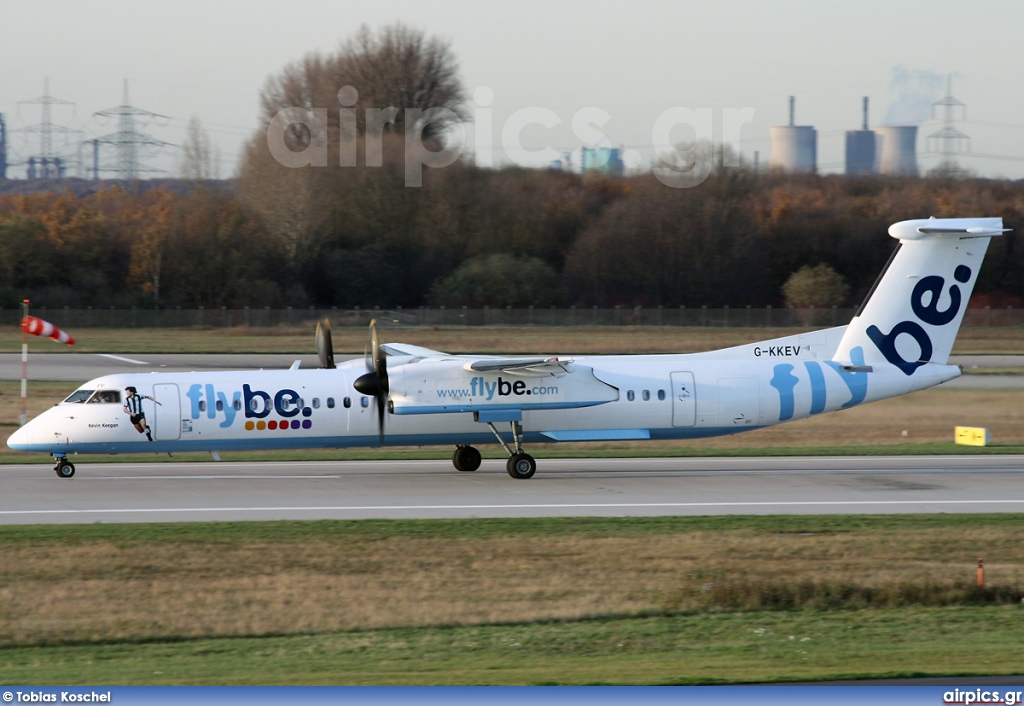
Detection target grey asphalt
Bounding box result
[1,455,1022,524]
[2,353,1022,388]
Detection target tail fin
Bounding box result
[833,217,1007,375]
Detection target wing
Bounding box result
[380,343,572,377]
[464,357,573,377]
[380,343,451,358]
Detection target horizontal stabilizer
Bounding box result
[888,218,1010,241]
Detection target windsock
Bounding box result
[21,316,75,346]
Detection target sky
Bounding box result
[2,0,1024,179]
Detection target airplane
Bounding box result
[7,217,1008,480]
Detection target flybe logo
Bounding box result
[866,265,971,376]
[186,384,313,429]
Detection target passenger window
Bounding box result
[642,390,650,401]
[327,397,336,409]
[199,400,207,412]
[360,397,369,408]
[216,400,224,411]
[627,390,635,402]
[343,397,351,409]
[658,389,666,401]
[312,398,320,409]
[233,399,242,411]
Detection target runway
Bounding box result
[1,455,1023,524]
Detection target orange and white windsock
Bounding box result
[21,316,75,346]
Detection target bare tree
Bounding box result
[340,23,467,138]
[256,22,467,152]
[180,116,219,180]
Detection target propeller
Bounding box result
[315,319,336,369]
[353,319,389,446]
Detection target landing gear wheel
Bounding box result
[452,445,482,472]
[506,453,536,480]
[54,461,76,478]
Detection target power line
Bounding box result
[927,74,970,176]
[11,77,82,178]
[92,79,174,180]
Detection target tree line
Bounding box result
[1,170,1022,312]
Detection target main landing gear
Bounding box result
[494,421,536,479]
[452,445,482,472]
[452,420,536,479]
[53,457,75,478]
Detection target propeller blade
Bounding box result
[356,319,389,447]
[315,319,335,369]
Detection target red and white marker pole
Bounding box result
[19,306,76,426]
[20,300,29,427]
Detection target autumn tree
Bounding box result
[782,264,850,308]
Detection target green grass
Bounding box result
[2,607,1022,685]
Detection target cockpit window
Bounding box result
[64,390,95,404]
[87,390,122,404]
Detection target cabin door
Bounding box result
[152,383,181,440]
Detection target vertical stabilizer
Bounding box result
[833,217,1007,375]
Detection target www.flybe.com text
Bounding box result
[437,377,559,400]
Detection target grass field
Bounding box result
[0,515,1022,684]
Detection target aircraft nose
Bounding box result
[7,423,31,450]
[6,413,49,451]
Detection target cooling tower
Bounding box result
[845,97,876,175]
[770,96,816,173]
[845,131,876,175]
[874,125,918,176]
[770,126,817,173]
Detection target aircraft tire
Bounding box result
[506,453,536,479]
[54,461,76,479]
[453,445,482,472]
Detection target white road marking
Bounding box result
[97,354,148,365]
[2,499,1024,516]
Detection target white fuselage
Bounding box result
[6,325,960,457]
